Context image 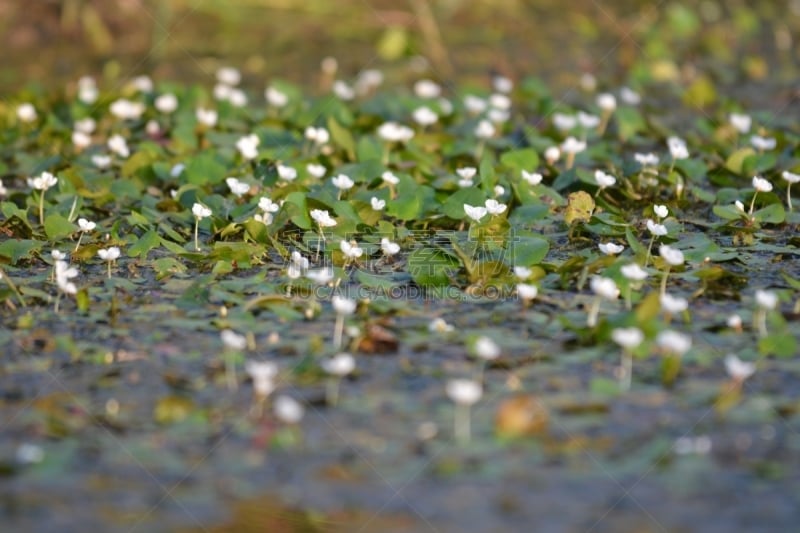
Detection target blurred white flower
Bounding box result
[225,177,250,197]
[265,86,289,107]
[750,135,776,151]
[612,327,644,350]
[414,79,441,99]
[155,93,178,113]
[729,113,751,134]
[371,197,386,211]
[236,134,260,160]
[598,242,624,256]
[464,204,488,222]
[277,164,298,181]
[196,107,218,127]
[17,103,37,123]
[413,106,438,127]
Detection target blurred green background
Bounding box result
[0,0,797,98]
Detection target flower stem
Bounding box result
[38,191,45,227]
[333,313,344,350]
[0,266,27,307]
[645,235,656,267]
[755,309,768,338]
[587,298,601,327]
[74,232,84,252]
[194,219,200,251]
[326,377,340,406]
[661,266,671,296]
[620,349,633,391]
[787,185,793,212]
[565,152,575,170]
[455,404,471,444]
[749,191,758,216]
[107,261,112,279]
[225,351,238,391]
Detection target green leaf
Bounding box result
[712,204,745,221]
[185,152,226,186]
[442,188,486,220]
[753,202,785,224]
[327,117,356,160]
[500,148,539,172]
[510,235,549,266]
[0,239,44,264]
[128,229,161,259]
[725,147,756,175]
[407,248,459,288]
[44,213,75,241]
[759,333,796,358]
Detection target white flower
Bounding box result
[15,443,44,465]
[561,136,586,154]
[332,295,357,315]
[155,93,178,113]
[668,136,689,160]
[304,126,330,145]
[371,197,386,211]
[464,204,488,222]
[544,146,561,164]
[646,219,668,236]
[254,213,273,225]
[216,66,241,86]
[258,197,280,213]
[110,99,145,120]
[227,89,247,107]
[612,327,644,350]
[245,361,278,398]
[332,80,355,101]
[446,379,482,406]
[131,75,153,93]
[474,119,496,139]
[55,260,79,295]
[621,263,648,281]
[493,185,505,197]
[429,317,454,333]
[221,329,247,350]
[380,237,400,256]
[725,354,756,381]
[77,218,96,232]
[521,170,543,186]
[332,174,355,191]
[464,95,487,114]
[107,134,130,158]
[51,250,67,261]
[734,200,745,212]
[236,134,260,160]
[598,242,624,255]
[577,111,599,129]
[591,276,619,300]
[659,245,684,266]
[73,117,96,134]
[597,93,617,111]
[276,164,297,182]
[265,86,289,107]
[377,122,414,143]
[0,179,6,196]
[382,171,400,185]
[656,330,692,355]
[307,268,334,285]
[514,266,532,279]
[660,293,688,313]
[78,76,98,104]
[146,120,160,136]
[484,199,507,215]
[340,240,363,259]
[782,171,800,184]
[310,209,337,228]
[654,204,669,219]
[755,289,778,310]
[274,395,304,424]
[192,203,212,219]
[635,153,660,167]
[17,103,37,123]
[414,79,441,99]
[516,283,538,301]
[72,131,91,149]
[196,107,218,127]
[97,246,120,261]
[750,135,776,151]
[553,113,577,131]
[729,113,751,134]
[92,154,111,169]
[322,353,355,376]
[594,170,616,188]
[752,175,773,193]
[355,69,384,95]
[226,177,250,198]
[291,251,310,271]
[413,106,438,127]
[493,75,513,93]
[213,84,232,103]
[307,163,327,178]
[489,93,511,110]
[28,171,58,191]
[620,87,641,105]
[474,336,500,360]
[727,314,742,329]
[456,167,477,181]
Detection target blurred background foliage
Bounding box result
[0,0,797,103]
